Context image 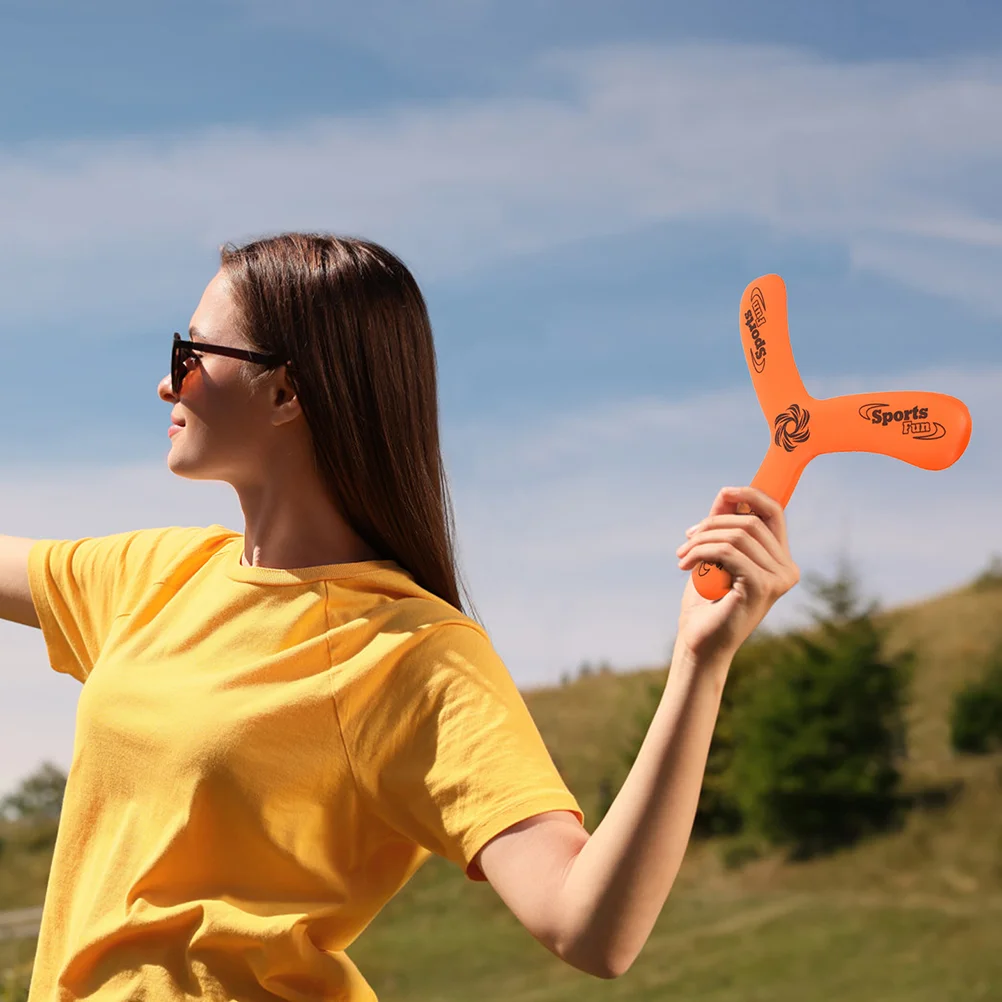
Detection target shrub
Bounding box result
[731,564,913,858]
[618,560,913,860]
[950,644,1002,754]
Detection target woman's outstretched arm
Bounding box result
[0,536,41,628]
[473,485,799,979]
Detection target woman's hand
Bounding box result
[675,485,799,664]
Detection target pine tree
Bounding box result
[731,559,913,858]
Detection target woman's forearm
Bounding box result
[555,635,733,978]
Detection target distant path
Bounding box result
[0,905,42,941]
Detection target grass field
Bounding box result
[2,576,1001,1000]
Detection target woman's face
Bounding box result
[158,269,290,486]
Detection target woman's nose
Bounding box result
[158,372,177,403]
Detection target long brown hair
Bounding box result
[220,233,469,614]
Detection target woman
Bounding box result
[16,233,798,1001]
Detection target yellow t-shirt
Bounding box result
[26,524,582,1002]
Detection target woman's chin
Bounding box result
[166,443,195,473]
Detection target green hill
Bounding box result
[3,576,1002,1001]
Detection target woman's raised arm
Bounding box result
[474,486,799,978]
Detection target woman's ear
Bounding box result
[271,378,301,426]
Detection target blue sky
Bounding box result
[2,1,1001,793]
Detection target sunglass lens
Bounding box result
[172,340,181,395]
[172,335,192,396]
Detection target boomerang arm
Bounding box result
[747,448,810,510]
[811,392,972,471]
[739,274,810,420]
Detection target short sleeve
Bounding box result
[336,622,584,881]
[27,525,226,684]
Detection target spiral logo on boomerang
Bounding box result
[774,403,811,452]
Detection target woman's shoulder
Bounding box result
[119,523,238,571]
[376,592,488,647]
[356,566,486,639]
[34,523,237,579]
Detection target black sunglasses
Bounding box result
[172,332,292,396]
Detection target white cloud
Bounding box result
[1,43,1001,325]
[2,363,996,795]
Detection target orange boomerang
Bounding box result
[692,274,972,601]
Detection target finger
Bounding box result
[705,486,789,553]
[735,487,788,551]
[682,540,799,602]
[677,525,780,577]
[679,541,766,597]
[684,514,786,566]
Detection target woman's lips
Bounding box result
[168,424,183,438]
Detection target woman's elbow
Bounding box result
[558,941,635,980]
